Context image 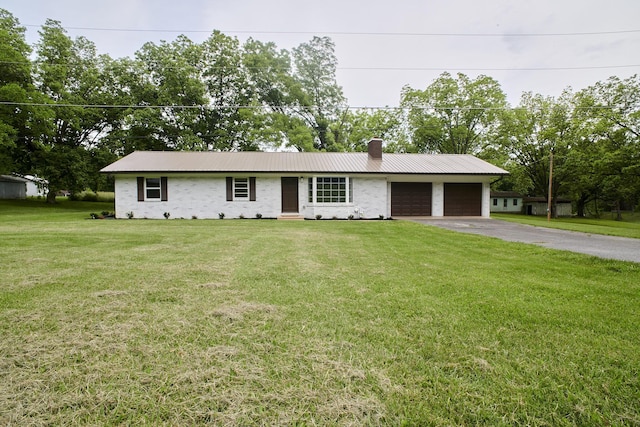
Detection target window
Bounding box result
[234,178,249,199]
[307,177,353,204]
[146,178,161,200]
[503,198,508,208]
[226,177,256,201]
[492,198,498,206]
[513,198,518,206]
[137,177,167,201]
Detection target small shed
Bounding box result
[0,175,27,199]
[523,197,572,217]
[490,191,523,213]
[21,175,48,198]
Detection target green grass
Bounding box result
[1,200,639,425]
[492,212,640,239]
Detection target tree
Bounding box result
[571,75,640,218]
[496,92,575,216]
[401,72,507,154]
[199,31,264,151]
[289,36,346,151]
[242,38,303,150]
[0,9,33,173]
[31,20,119,201]
[119,35,208,152]
[337,109,403,152]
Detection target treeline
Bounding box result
[0,9,639,214]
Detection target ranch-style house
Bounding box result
[101,139,508,220]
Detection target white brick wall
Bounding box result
[432,182,444,216]
[114,175,392,219]
[114,174,494,219]
[115,175,282,219]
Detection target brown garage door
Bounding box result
[391,182,432,216]
[444,183,482,216]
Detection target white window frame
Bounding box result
[145,177,162,201]
[307,176,353,205]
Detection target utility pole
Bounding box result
[547,151,554,222]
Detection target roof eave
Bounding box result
[101,170,509,175]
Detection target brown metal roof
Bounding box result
[101,151,508,175]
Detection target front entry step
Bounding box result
[277,214,305,220]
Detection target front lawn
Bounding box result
[1,201,639,425]
[492,212,640,239]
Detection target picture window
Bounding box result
[308,177,352,204]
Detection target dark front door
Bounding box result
[281,177,299,213]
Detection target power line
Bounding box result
[0,100,625,112]
[339,65,640,72]
[2,59,638,72]
[22,25,640,37]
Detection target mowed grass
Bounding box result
[1,201,639,425]
[492,212,640,239]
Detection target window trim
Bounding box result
[146,178,162,200]
[307,176,353,205]
[226,177,256,201]
[137,176,167,202]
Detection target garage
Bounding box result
[444,183,482,216]
[391,182,432,216]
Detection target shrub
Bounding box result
[315,214,322,220]
[255,213,263,219]
[70,190,115,202]
[126,211,134,219]
[96,192,115,203]
[163,212,171,219]
[218,212,225,219]
[79,192,98,202]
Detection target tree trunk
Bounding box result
[46,189,57,204]
[576,198,586,217]
[576,195,588,218]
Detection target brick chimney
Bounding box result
[368,138,383,160]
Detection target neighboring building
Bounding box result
[523,197,573,217]
[101,139,508,220]
[0,175,27,199]
[20,175,48,198]
[490,191,523,213]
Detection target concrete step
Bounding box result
[277,214,305,220]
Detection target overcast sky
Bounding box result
[3,0,640,107]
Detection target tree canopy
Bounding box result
[401,72,507,154]
[0,8,638,213]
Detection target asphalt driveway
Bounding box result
[411,218,640,263]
